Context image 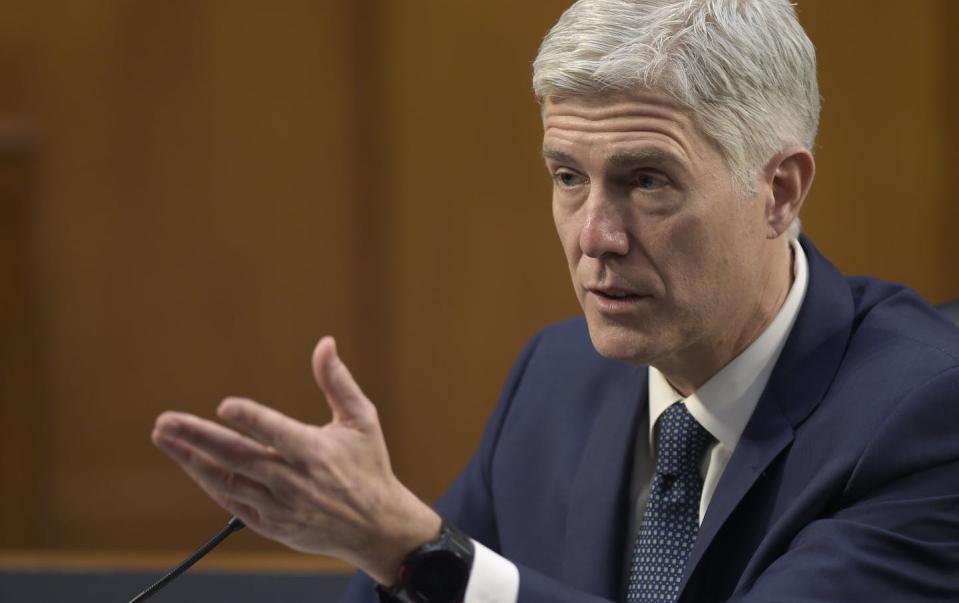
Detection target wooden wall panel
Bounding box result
[0,4,45,550]
[3,1,361,552]
[375,0,577,501]
[0,131,41,548]
[0,0,957,566]
[940,0,959,298]
[799,0,958,303]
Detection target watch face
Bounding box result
[408,550,470,602]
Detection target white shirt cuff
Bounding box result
[463,539,519,603]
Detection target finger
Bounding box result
[153,411,286,481]
[311,336,374,425]
[152,425,276,511]
[216,396,312,459]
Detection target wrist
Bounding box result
[376,522,475,603]
[363,493,443,586]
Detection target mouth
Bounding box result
[586,287,649,313]
[589,287,641,300]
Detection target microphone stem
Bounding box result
[128,516,245,602]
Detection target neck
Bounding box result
[655,240,795,397]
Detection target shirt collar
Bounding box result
[648,238,809,451]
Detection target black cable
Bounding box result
[128,516,246,602]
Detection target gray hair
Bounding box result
[533,0,820,239]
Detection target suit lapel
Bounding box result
[562,363,648,598]
[678,237,856,596]
[679,387,794,591]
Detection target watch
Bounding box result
[376,522,475,603]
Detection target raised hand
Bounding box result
[151,336,441,585]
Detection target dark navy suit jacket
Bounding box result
[340,239,959,602]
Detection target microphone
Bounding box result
[127,516,246,602]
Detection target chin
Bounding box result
[585,319,662,366]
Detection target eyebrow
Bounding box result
[607,149,683,171]
[542,149,576,164]
[542,147,686,173]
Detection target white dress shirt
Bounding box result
[464,239,809,603]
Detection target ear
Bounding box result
[762,146,815,239]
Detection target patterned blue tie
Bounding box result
[625,402,711,603]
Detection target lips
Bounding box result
[589,287,640,300]
[586,285,649,315]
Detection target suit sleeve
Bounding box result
[731,365,959,603]
[337,333,622,603]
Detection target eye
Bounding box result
[554,170,586,188]
[633,172,668,191]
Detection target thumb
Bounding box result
[312,336,374,426]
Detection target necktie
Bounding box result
[625,402,712,603]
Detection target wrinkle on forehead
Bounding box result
[541,90,712,165]
[544,90,691,124]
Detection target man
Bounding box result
[152,0,959,601]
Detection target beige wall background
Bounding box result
[1,0,957,567]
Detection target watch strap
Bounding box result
[376,522,474,603]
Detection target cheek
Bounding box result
[649,212,707,279]
[646,211,733,320]
[552,204,581,264]
[664,200,760,306]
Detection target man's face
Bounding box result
[543,89,775,371]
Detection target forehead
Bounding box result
[541,90,716,165]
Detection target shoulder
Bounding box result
[841,276,959,382]
[799,275,959,469]
[494,316,643,438]
[518,316,642,388]
[788,239,959,407]
[523,316,597,364]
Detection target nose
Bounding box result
[579,187,629,258]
